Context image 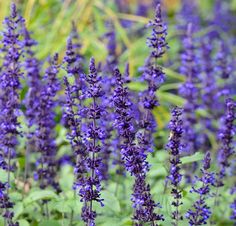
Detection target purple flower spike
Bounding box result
[179,23,200,154]
[217,98,235,185]
[113,68,164,225]
[23,26,42,127]
[186,152,215,225]
[63,30,87,185]
[77,58,105,225]
[166,107,183,225]
[139,3,168,154]
[34,54,60,192]
[147,3,168,60]
[0,3,25,225]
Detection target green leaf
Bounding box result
[13,202,24,219]
[128,82,147,92]
[158,91,185,106]
[163,67,185,81]
[24,190,58,205]
[181,152,204,165]
[18,219,30,226]
[102,191,121,213]
[38,220,61,226]
[59,165,74,191]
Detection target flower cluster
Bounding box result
[23,26,42,127]
[217,98,235,184]
[22,25,42,182]
[63,30,87,187]
[166,107,183,225]
[146,3,168,60]
[179,23,199,154]
[186,152,215,225]
[78,58,105,225]
[139,3,167,154]
[113,68,163,225]
[34,54,60,191]
[0,3,24,225]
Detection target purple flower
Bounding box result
[166,107,183,224]
[113,68,164,225]
[63,76,87,183]
[215,41,232,80]
[200,40,219,115]
[23,26,42,127]
[146,3,168,60]
[77,58,105,225]
[186,152,215,225]
[104,30,118,74]
[139,3,167,154]
[34,54,60,192]
[179,23,200,154]
[230,199,236,221]
[0,3,24,225]
[217,98,235,185]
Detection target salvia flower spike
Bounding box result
[167,107,183,225]
[34,54,60,192]
[186,152,215,225]
[113,68,164,225]
[217,98,236,185]
[139,2,168,155]
[0,3,25,226]
[179,23,199,154]
[79,57,105,225]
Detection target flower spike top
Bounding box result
[147,3,168,59]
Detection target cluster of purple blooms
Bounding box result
[0,4,24,226]
[186,152,215,225]
[166,107,183,226]
[0,2,235,226]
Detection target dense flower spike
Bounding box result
[146,3,168,60]
[23,25,42,181]
[139,3,167,153]
[113,68,163,225]
[63,30,87,187]
[100,30,118,179]
[63,76,87,188]
[23,26,42,124]
[166,107,183,225]
[78,58,105,225]
[179,23,199,154]
[34,54,60,191]
[200,40,218,115]
[186,152,215,225]
[0,3,25,225]
[217,98,235,184]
